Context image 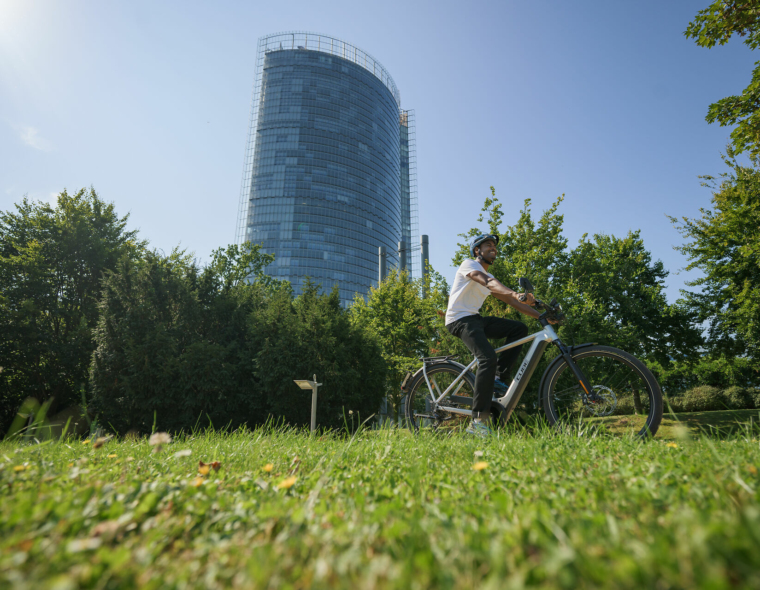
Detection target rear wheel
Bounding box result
[540,346,663,439]
[405,363,475,434]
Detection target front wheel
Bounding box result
[540,345,663,439]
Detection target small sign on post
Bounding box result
[294,374,322,433]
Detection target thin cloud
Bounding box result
[17,125,53,151]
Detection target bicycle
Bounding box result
[403,278,664,439]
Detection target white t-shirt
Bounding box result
[445,259,493,325]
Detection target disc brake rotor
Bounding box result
[584,385,617,417]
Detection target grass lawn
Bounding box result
[583,409,760,440]
[658,409,760,440]
[1,423,759,589]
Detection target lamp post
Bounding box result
[293,374,322,433]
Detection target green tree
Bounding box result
[563,231,703,365]
[350,270,441,420]
[0,189,143,434]
[255,282,388,429]
[91,247,387,434]
[670,152,760,361]
[685,1,760,157]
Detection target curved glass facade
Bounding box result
[237,33,417,305]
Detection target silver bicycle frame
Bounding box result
[426,325,559,422]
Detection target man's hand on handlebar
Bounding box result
[516,292,536,306]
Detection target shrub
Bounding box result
[650,357,760,393]
[681,386,724,412]
[663,393,685,413]
[722,386,754,410]
[750,388,760,411]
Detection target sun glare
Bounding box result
[0,0,29,36]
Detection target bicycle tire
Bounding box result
[405,362,476,434]
[540,345,663,439]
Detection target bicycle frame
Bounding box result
[423,324,560,422]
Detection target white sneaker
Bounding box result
[466,420,493,438]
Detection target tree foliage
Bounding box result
[564,232,702,365]
[350,270,443,420]
[670,152,760,361]
[90,246,387,434]
[685,1,760,157]
[0,189,143,433]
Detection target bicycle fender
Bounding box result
[537,342,597,396]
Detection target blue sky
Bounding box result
[0,0,753,302]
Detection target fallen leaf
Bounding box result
[190,477,204,488]
[210,461,221,471]
[263,463,273,473]
[198,465,210,476]
[67,538,101,553]
[473,462,488,471]
[17,539,33,552]
[82,440,90,445]
[278,476,297,490]
[107,454,117,459]
[92,436,112,449]
[92,520,121,537]
[13,465,26,472]
[748,465,758,476]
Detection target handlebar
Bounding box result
[517,292,565,324]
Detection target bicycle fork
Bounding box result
[553,341,598,404]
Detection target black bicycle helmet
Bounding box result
[469,234,499,258]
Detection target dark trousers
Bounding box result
[446,315,529,413]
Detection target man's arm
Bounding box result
[467,271,541,319]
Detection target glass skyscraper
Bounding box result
[236,32,418,305]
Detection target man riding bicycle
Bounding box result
[445,234,557,438]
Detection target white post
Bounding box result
[294,376,322,433]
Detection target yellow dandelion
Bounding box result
[13,465,26,472]
[666,442,678,449]
[278,476,297,490]
[107,454,118,459]
[190,477,204,487]
[473,462,488,471]
[198,464,210,476]
[263,463,274,473]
